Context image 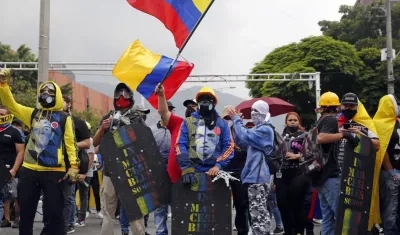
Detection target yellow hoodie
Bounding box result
[0,81,78,172]
[369,95,397,229]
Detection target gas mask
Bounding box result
[198,99,215,117]
[39,83,56,108]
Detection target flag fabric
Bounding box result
[112,40,194,109]
[127,0,213,49]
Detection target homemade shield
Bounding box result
[171,173,232,235]
[99,123,170,221]
[335,134,375,235]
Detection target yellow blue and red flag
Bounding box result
[127,0,214,49]
[112,40,194,109]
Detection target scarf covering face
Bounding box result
[0,114,13,132]
[251,100,271,125]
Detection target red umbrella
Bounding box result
[235,97,294,118]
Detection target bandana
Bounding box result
[0,114,13,132]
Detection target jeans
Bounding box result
[317,177,340,235]
[77,177,92,221]
[154,205,169,235]
[267,190,283,229]
[120,206,129,234]
[380,169,400,235]
[18,167,65,235]
[69,184,76,226]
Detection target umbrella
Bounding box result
[235,97,294,118]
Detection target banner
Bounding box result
[335,134,375,235]
[171,173,232,235]
[100,123,170,221]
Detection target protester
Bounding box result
[93,82,147,235]
[0,108,24,229]
[0,68,79,235]
[175,86,234,184]
[275,112,311,234]
[373,94,400,235]
[227,100,274,235]
[222,105,250,235]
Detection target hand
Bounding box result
[206,166,220,177]
[348,128,362,135]
[63,168,80,183]
[342,132,360,148]
[155,83,165,96]
[9,169,16,179]
[227,107,241,119]
[182,173,197,185]
[0,68,12,83]
[388,169,400,182]
[101,118,111,131]
[79,174,86,182]
[286,152,300,160]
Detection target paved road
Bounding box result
[2,209,322,235]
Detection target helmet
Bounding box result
[318,92,340,107]
[196,87,218,105]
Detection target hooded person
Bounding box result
[227,100,275,234]
[0,68,79,235]
[175,86,234,184]
[373,94,400,234]
[92,82,147,235]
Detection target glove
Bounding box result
[343,132,360,148]
[63,168,80,184]
[182,173,197,185]
[211,170,240,187]
[0,68,12,83]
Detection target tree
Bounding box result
[60,83,73,96]
[73,109,101,135]
[246,36,364,127]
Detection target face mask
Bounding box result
[0,114,13,130]
[198,100,214,117]
[251,111,266,125]
[115,96,131,109]
[185,107,196,118]
[342,109,357,120]
[287,126,298,133]
[38,93,55,108]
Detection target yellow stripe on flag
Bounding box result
[193,0,212,13]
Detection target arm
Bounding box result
[215,120,234,169]
[64,116,79,169]
[76,118,91,150]
[382,152,393,171]
[0,83,34,127]
[93,128,104,147]
[87,140,95,169]
[371,139,380,151]
[232,115,274,152]
[78,139,91,150]
[157,87,172,125]
[317,116,342,144]
[175,120,192,174]
[11,143,24,174]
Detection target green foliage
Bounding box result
[60,83,73,96]
[72,109,101,135]
[246,36,363,127]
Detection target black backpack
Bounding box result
[264,124,287,175]
[30,109,88,174]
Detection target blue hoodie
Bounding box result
[232,115,274,184]
[175,111,234,173]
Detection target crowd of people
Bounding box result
[0,66,399,235]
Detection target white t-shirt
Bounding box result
[86,138,95,177]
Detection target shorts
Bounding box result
[3,178,18,200]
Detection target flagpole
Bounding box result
[159,0,215,85]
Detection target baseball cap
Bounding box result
[341,93,358,105]
[133,104,150,114]
[183,99,197,107]
[167,101,175,110]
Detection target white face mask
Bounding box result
[251,111,266,125]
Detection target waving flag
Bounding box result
[112,40,194,109]
[127,0,214,49]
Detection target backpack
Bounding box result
[300,115,335,175]
[30,109,88,174]
[264,124,287,175]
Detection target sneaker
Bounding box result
[167,212,172,218]
[86,211,90,218]
[0,220,11,228]
[97,211,104,219]
[11,219,19,228]
[273,227,284,235]
[145,232,150,235]
[74,220,85,227]
[233,226,237,231]
[313,218,322,224]
[66,226,75,234]
[122,232,129,235]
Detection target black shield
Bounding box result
[100,123,170,221]
[171,173,232,235]
[335,134,375,235]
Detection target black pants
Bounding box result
[231,171,249,235]
[304,185,314,235]
[276,169,311,235]
[18,167,65,235]
[87,171,101,212]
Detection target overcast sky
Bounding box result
[1,0,356,99]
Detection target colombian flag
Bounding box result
[127,0,213,49]
[112,40,194,109]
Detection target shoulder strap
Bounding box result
[30,108,39,126]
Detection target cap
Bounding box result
[167,101,175,109]
[341,93,358,105]
[221,105,235,119]
[183,99,197,107]
[133,104,150,114]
